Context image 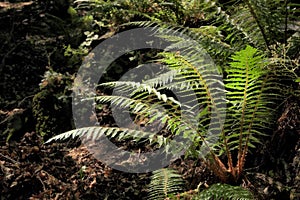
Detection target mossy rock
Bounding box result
[32,70,74,140]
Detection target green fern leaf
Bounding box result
[194,183,254,200]
[147,168,184,200]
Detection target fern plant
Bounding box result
[47,0,300,183]
[47,41,281,183]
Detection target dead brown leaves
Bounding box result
[0,132,150,199]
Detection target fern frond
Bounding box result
[223,0,300,50]
[127,19,233,64]
[223,45,281,177]
[147,168,184,200]
[194,183,254,200]
[45,126,168,147]
[99,81,181,106]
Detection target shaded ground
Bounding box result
[0,132,150,199]
[0,98,299,199]
[0,131,218,199]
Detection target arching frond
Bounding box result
[46,126,169,147]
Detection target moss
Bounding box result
[32,70,74,140]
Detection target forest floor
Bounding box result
[0,107,217,199]
[0,97,299,199]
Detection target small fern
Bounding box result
[194,183,254,200]
[147,169,254,200]
[147,168,184,200]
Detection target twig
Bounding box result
[17,94,35,107]
[0,152,19,164]
[37,175,46,191]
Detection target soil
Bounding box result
[0,97,299,199]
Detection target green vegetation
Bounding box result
[194,183,254,200]
[1,0,300,199]
[32,70,73,139]
[147,168,254,199]
[147,168,184,200]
